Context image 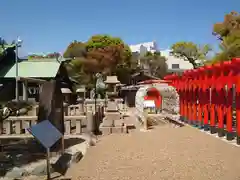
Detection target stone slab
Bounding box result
[99,125,112,135]
[106,101,118,112]
[114,119,124,127]
[104,112,121,120]
[111,126,123,134]
[123,125,128,133]
[102,118,114,127]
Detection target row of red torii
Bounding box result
[164,58,240,145]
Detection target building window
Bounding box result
[172,64,180,69]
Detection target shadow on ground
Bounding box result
[0,138,85,177]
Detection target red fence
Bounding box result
[164,58,240,145]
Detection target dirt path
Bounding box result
[65,125,240,180]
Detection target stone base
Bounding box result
[190,121,197,127]
[210,126,217,134]
[179,116,184,122]
[194,121,199,128]
[218,128,225,137]
[114,119,124,127]
[112,126,123,133]
[100,123,128,135]
[188,120,192,125]
[123,125,128,133]
[104,112,121,120]
[203,124,209,131]
[99,124,112,135]
[189,120,197,126]
[183,117,188,123]
[237,136,240,145]
[102,118,114,127]
[226,131,235,141]
[196,121,203,129]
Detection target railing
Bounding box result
[65,99,125,115]
[0,114,93,138]
[0,100,126,138]
[67,104,85,116]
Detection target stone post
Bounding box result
[22,81,28,101]
[87,111,94,133]
[143,111,148,130]
[113,84,117,93]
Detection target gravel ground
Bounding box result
[66,125,240,180]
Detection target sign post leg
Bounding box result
[61,136,65,155]
[46,148,50,180]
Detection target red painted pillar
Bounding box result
[197,69,205,128]
[179,90,184,121]
[216,86,225,137]
[181,82,187,122]
[208,66,218,134]
[236,77,240,145]
[191,83,195,124]
[184,88,188,123]
[187,84,192,124]
[195,82,199,127]
[192,87,197,125]
[202,70,210,131]
[203,87,210,131]
[226,86,234,140]
[210,87,217,134]
[184,78,190,123]
[198,88,204,128]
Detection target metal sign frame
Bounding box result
[28,120,63,180]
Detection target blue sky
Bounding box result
[1,0,239,56]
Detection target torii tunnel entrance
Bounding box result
[135,79,178,120]
[144,87,162,109]
[164,58,240,145]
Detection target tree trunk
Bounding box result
[188,58,198,69]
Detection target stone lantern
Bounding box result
[104,76,120,99]
[61,88,72,104]
[76,86,86,102]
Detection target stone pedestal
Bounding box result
[102,117,114,127]
[106,101,118,112]
[99,124,112,135]
[100,99,126,135]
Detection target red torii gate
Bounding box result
[164,58,240,145]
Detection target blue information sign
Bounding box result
[27,120,63,149]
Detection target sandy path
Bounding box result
[65,125,240,180]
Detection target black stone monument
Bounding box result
[37,80,65,151]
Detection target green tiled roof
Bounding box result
[28,57,71,62]
[1,61,61,78]
[0,44,16,55]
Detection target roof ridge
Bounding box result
[23,60,60,63]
